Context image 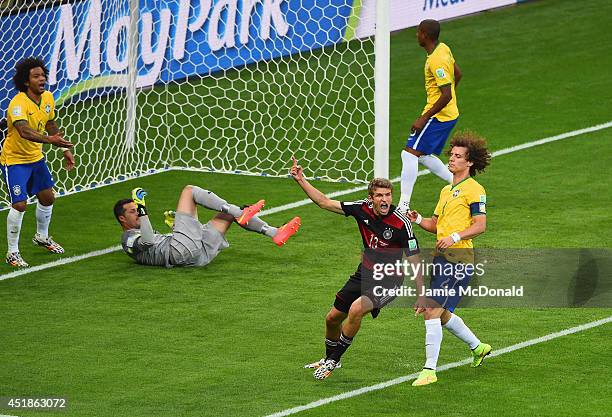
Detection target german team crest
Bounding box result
[12,185,21,196]
[45,104,51,113]
[383,229,393,240]
[453,189,460,197]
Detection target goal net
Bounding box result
[0,0,378,208]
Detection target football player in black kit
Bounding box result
[290,156,421,380]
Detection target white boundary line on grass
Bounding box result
[264,315,612,417]
[0,246,121,281]
[0,120,611,282]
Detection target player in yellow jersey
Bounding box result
[407,131,492,386]
[398,19,462,214]
[1,57,74,267]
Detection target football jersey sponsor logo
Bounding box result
[12,185,21,196]
[45,104,51,113]
[12,106,22,117]
[453,189,460,197]
[435,67,446,78]
[383,229,393,240]
[363,219,369,225]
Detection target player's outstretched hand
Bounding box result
[48,132,74,148]
[132,187,148,217]
[406,210,420,222]
[63,150,75,171]
[290,155,303,181]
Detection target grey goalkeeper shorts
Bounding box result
[169,212,230,267]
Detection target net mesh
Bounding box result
[0,0,375,208]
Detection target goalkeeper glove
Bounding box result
[164,210,175,229]
[132,187,148,217]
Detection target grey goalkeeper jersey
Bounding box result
[121,229,172,267]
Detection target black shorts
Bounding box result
[333,264,404,319]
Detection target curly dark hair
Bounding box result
[447,130,491,176]
[13,57,48,92]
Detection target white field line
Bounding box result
[1,121,611,282]
[264,315,612,417]
[0,246,121,281]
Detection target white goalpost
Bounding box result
[124,0,139,151]
[0,0,390,208]
[374,0,389,179]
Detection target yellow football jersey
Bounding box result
[422,42,459,122]
[1,91,55,165]
[433,177,486,263]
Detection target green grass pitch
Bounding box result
[1,0,612,416]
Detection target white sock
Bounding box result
[36,202,53,238]
[443,313,481,350]
[424,318,443,370]
[7,208,25,253]
[418,154,453,183]
[400,150,419,206]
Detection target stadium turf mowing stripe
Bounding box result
[263,315,612,417]
[0,119,610,282]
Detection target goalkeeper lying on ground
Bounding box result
[113,185,301,267]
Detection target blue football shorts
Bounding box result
[428,255,473,312]
[406,117,458,155]
[2,158,55,204]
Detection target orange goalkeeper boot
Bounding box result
[236,199,265,226]
[273,216,301,247]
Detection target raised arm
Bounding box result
[137,215,156,245]
[290,156,344,214]
[132,188,155,245]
